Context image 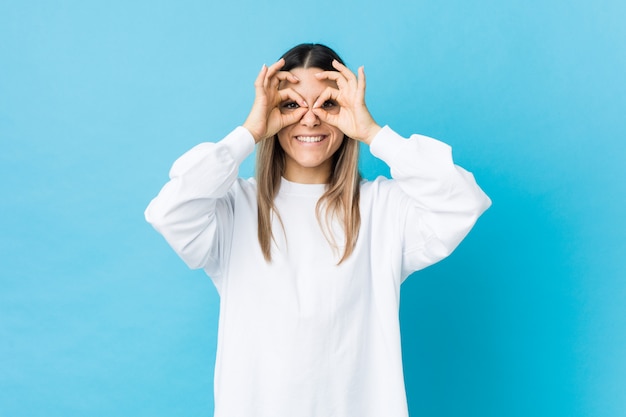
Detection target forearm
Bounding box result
[370,126,491,261]
[145,127,255,268]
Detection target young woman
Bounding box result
[145,43,491,417]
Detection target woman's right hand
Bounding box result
[243,59,308,143]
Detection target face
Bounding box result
[277,67,345,184]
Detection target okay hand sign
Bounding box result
[312,60,381,145]
[243,59,309,143]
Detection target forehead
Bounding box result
[279,67,337,92]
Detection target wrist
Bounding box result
[242,122,262,143]
[361,124,382,145]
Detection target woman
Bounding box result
[145,43,491,417]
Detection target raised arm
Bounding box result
[146,59,308,276]
[314,60,490,278]
[144,127,254,275]
[369,127,491,278]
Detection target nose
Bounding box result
[300,108,320,127]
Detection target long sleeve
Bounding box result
[368,126,491,280]
[144,127,255,279]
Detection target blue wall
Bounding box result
[1,1,624,416]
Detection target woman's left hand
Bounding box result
[312,60,381,145]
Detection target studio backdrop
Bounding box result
[1,0,624,416]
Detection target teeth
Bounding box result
[296,136,324,143]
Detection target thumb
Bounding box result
[282,107,308,126]
[312,108,338,128]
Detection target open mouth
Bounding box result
[295,135,326,143]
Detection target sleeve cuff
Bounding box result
[368,125,407,163]
[220,126,256,165]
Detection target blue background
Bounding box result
[1,0,625,416]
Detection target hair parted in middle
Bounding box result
[255,43,362,264]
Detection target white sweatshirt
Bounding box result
[145,125,491,417]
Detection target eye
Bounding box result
[281,101,300,110]
[320,99,339,114]
[322,100,337,109]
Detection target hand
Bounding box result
[312,60,381,145]
[243,59,309,143]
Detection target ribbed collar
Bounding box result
[278,177,327,197]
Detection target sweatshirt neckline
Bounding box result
[279,177,327,196]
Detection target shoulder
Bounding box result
[233,177,258,195]
[360,176,406,205]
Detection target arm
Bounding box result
[314,61,490,278]
[144,127,254,274]
[145,59,308,275]
[369,126,492,278]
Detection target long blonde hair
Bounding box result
[256,43,362,264]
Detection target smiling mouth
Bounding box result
[295,135,326,143]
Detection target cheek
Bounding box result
[277,127,291,147]
[331,129,345,149]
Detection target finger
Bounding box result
[278,87,308,108]
[281,107,308,126]
[311,87,341,127]
[275,70,300,85]
[266,58,285,74]
[266,106,307,138]
[357,66,366,102]
[314,71,348,89]
[263,58,285,89]
[331,59,357,84]
[268,69,299,92]
[312,86,340,109]
[311,106,338,127]
[254,64,268,89]
[357,66,365,89]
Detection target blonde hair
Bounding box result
[256,134,361,264]
[255,43,362,264]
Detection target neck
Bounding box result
[283,162,332,184]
